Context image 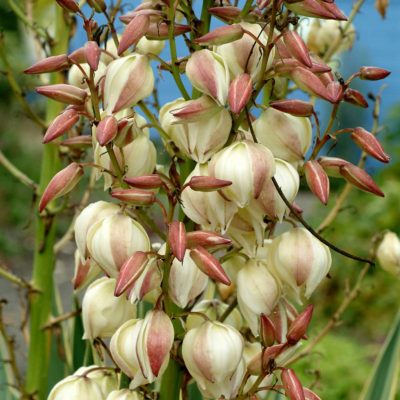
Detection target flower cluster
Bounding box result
[25,0,392,398]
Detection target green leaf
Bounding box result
[360,311,400,400]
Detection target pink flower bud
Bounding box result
[136,310,174,379]
[285,0,346,20]
[260,314,276,347]
[303,388,322,400]
[87,0,106,12]
[111,189,156,205]
[286,304,314,344]
[359,66,391,80]
[24,54,69,74]
[291,67,335,103]
[169,96,219,123]
[115,251,150,296]
[84,41,101,71]
[124,174,163,189]
[186,50,230,105]
[36,84,87,106]
[304,160,330,205]
[339,164,384,197]
[281,369,305,400]
[327,81,344,103]
[39,162,83,212]
[269,99,314,117]
[228,73,253,115]
[56,0,80,13]
[344,88,369,108]
[318,156,350,177]
[43,109,79,143]
[208,6,241,21]
[186,231,232,249]
[68,47,86,64]
[190,246,231,285]
[169,221,186,262]
[351,127,390,163]
[118,15,150,55]
[195,24,244,46]
[262,343,286,369]
[96,115,118,146]
[274,58,332,74]
[145,22,190,39]
[187,176,232,192]
[283,30,312,68]
[60,135,92,148]
[73,254,101,291]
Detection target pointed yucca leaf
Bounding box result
[360,311,400,400]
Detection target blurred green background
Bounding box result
[0,0,399,399]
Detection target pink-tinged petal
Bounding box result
[281,369,305,400]
[43,109,79,143]
[36,84,87,105]
[169,96,219,123]
[303,388,322,400]
[270,99,314,117]
[359,66,391,80]
[286,304,313,344]
[208,6,241,21]
[187,176,232,192]
[283,30,312,68]
[96,115,118,146]
[124,174,163,189]
[344,88,369,108]
[326,81,343,103]
[190,246,231,285]
[111,189,156,205]
[146,311,174,376]
[261,343,286,368]
[39,162,83,212]
[186,231,231,249]
[195,24,244,46]
[304,160,330,205]
[68,47,86,64]
[339,164,384,197]
[73,258,91,290]
[60,135,92,148]
[115,251,149,296]
[84,41,101,71]
[318,156,350,177]
[228,73,253,115]
[351,127,390,163]
[56,0,80,13]
[260,314,276,347]
[118,15,150,55]
[169,221,187,262]
[24,54,69,74]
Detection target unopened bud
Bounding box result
[269,99,314,117]
[190,246,231,285]
[169,96,219,123]
[376,0,389,18]
[118,15,150,55]
[186,231,231,249]
[339,163,384,197]
[43,109,79,143]
[187,176,232,192]
[286,304,314,344]
[60,135,92,148]
[262,344,286,370]
[96,115,118,146]
[260,314,276,347]
[169,221,186,262]
[195,24,244,46]
[39,162,83,212]
[281,369,305,400]
[351,127,390,163]
[68,47,86,64]
[111,189,156,205]
[344,88,368,108]
[36,84,87,106]
[115,251,150,296]
[327,81,343,103]
[228,73,253,115]
[304,160,330,205]
[56,0,80,13]
[208,6,241,21]
[283,30,312,68]
[84,41,101,71]
[87,0,106,12]
[124,174,163,189]
[318,156,349,177]
[359,66,390,81]
[146,22,190,40]
[24,54,69,74]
